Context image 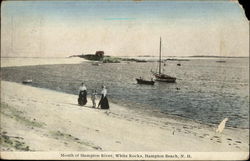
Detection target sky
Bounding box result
[1,0,249,57]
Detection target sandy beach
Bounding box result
[0,58,249,160]
[1,57,88,67]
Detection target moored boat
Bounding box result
[151,72,176,83]
[151,37,176,83]
[136,78,155,85]
[92,62,101,66]
[22,79,32,84]
[216,60,226,63]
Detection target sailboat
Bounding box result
[216,38,226,63]
[151,37,176,83]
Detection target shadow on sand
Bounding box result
[63,103,108,110]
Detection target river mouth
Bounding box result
[1,58,249,129]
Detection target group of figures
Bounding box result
[78,83,109,109]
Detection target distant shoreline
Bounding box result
[1,55,249,59]
[1,57,76,58]
[0,57,88,68]
[189,55,249,58]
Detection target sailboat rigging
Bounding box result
[151,37,176,83]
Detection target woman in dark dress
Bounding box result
[98,86,109,109]
[78,83,87,106]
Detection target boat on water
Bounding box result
[92,62,101,66]
[151,37,176,83]
[216,37,227,63]
[216,60,226,63]
[136,78,155,85]
[22,79,32,84]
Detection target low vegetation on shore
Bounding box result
[69,52,148,63]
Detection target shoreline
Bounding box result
[2,79,248,130]
[1,81,249,151]
[111,98,249,130]
[0,57,89,67]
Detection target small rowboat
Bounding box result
[92,62,101,66]
[22,79,32,84]
[136,78,155,85]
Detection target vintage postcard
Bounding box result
[0,0,249,160]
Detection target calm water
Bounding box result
[1,58,249,128]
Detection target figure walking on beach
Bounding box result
[98,85,109,109]
[78,83,87,106]
[91,90,97,108]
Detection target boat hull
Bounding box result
[136,78,155,85]
[22,79,32,84]
[152,72,176,83]
[155,78,176,83]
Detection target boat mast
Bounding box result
[159,37,162,74]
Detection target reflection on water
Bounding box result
[1,58,249,128]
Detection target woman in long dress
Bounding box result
[78,83,87,106]
[98,86,109,109]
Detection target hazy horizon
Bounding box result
[1,0,249,58]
